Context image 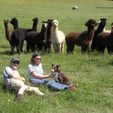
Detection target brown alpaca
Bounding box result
[3,20,11,42]
[51,64,75,86]
[96,23,113,53]
[66,19,97,53]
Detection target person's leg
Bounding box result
[29,78,46,85]
[46,80,68,91]
[25,85,44,96]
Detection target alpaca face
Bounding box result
[10,18,18,25]
[85,19,97,28]
[32,17,38,23]
[98,18,106,27]
[4,20,9,25]
[42,22,48,29]
[52,19,58,27]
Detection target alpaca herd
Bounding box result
[3,17,113,54]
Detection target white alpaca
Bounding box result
[51,19,65,53]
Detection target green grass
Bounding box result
[0,0,113,113]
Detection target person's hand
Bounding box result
[20,77,26,82]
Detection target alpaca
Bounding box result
[96,23,113,53]
[4,19,24,54]
[66,19,97,53]
[91,18,107,51]
[26,21,48,52]
[9,18,25,54]
[10,29,25,54]
[43,19,53,53]
[3,20,11,42]
[51,19,65,53]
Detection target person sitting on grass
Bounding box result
[3,58,44,102]
[28,53,74,91]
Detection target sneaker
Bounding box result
[15,94,23,102]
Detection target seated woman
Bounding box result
[28,53,74,91]
[3,58,44,102]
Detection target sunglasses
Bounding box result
[12,60,20,64]
[35,57,41,60]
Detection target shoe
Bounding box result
[15,94,23,102]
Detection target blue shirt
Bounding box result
[3,67,13,85]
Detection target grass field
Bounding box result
[0,0,113,113]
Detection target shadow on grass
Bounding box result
[0,50,12,55]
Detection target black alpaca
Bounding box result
[91,18,107,52]
[43,19,53,52]
[26,21,48,52]
[96,23,113,54]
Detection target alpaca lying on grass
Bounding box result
[51,19,65,53]
[50,64,77,90]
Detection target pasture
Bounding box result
[0,0,113,113]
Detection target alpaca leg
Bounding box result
[98,45,105,53]
[11,46,15,55]
[53,43,58,53]
[81,45,88,52]
[26,41,31,52]
[61,42,64,53]
[16,45,21,54]
[20,41,24,52]
[66,44,74,54]
[107,46,113,54]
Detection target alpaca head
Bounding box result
[47,19,54,27]
[52,19,58,27]
[32,17,38,23]
[85,19,97,29]
[10,17,18,25]
[42,21,48,30]
[51,64,61,73]
[4,19,9,25]
[98,18,107,27]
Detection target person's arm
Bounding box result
[5,67,25,81]
[31,71,50,79]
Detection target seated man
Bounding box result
[3,58,44,102]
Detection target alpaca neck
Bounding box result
[32,21,38,31]
[87,28,95,40]
[53,26,58,33]
[47,25,52,40]
[13,23,18,29]
[96,24,105,33]
[11,22,18,30]
[4,23,11,42]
